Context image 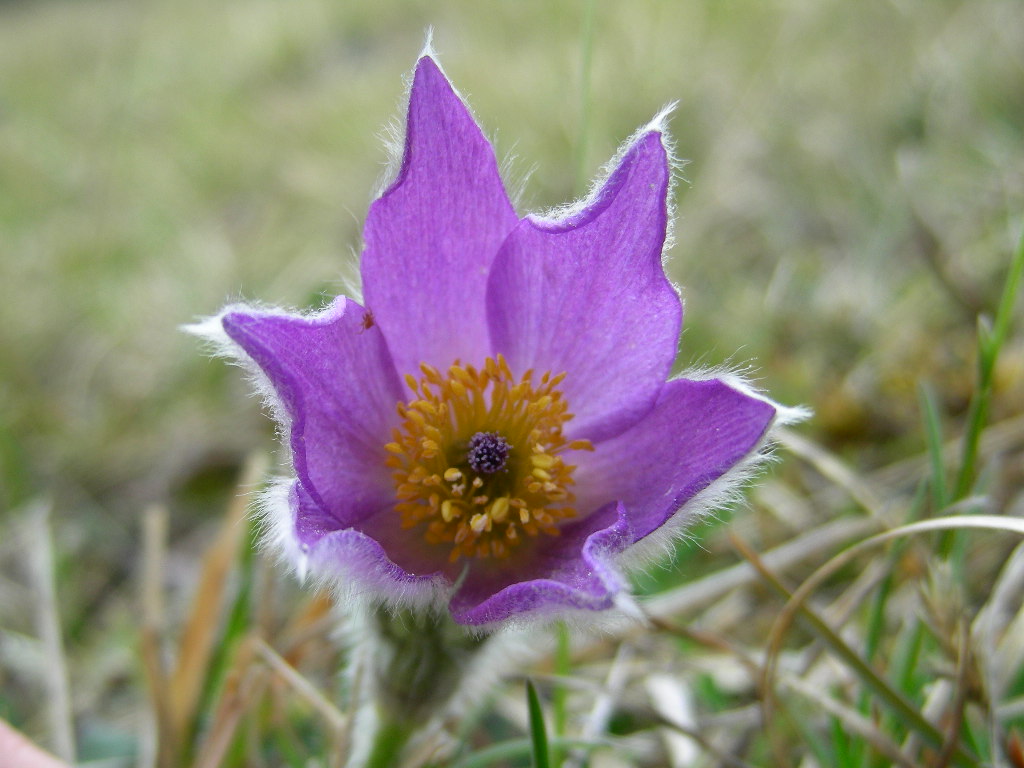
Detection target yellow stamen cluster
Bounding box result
[384,355,594,562]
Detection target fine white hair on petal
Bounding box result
[181,307,291,437]
[311,552,451,618]
[335,244,364,303]
[182,303,309,447]
[418,26,437,61]
[615,367,809,578]
[253,476,306,575]
[265,485,454,613]
[373,42,519,208]
[528,105,687,264]
[685,363,813,427]
[498,146,533,212]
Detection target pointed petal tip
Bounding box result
[411,51,451,94]
[527,121,670,236]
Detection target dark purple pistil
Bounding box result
[467,431,511,474]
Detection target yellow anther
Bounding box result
[419,362,442,382]
[441,500,457,523]
[451,366,474,385]
[490,497,510,522]
[388,357,582,563]
[530,453,556,469]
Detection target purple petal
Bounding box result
[575,377,776,540]
[448,502,633,626]
[486,131,681,442]
[362,56,519,378]
[222,297,403,524]
[288,482,446,599]
[290,468,452,580]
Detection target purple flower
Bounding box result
[196,55,793,628]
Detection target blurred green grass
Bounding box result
[1,0,1022,765]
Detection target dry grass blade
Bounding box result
[193,636,267,768]
[730,534,970,766]
[644,516,877,619]
[775,427,887,518]
[139,504,173,768]
[25,500,76,762]
[933,622,972,768]
[765,515,1024,689]
[253,637,347,732]
[761,515,1024,767]
[650,705,758,768]
[648,617,762,684]
[277,591,334,659]
[564,643,633,768]
[779,673,919,768]
[167,452,268,747]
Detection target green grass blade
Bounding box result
[953,230,1024,500]
[985,228,1024,365]
[526,680,551,768]
[447,738,602,768]
[743,540,980,768]
[918,381,948,514]
[552,624,570,767]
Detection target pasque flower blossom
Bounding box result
[197,55,789,628]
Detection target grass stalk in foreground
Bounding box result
[736,535,982,768]
[526,680,551,768]
[952,229,1024,501]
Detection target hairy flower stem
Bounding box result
[360,606,488,767]
[363,715,412,768]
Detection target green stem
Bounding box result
[361,607,488,765]
[364,713,413,768]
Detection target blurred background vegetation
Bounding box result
[1,0,1022,766]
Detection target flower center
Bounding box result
[467,431,511,474]
[384,355,594,563]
